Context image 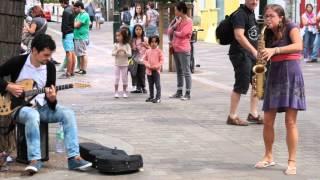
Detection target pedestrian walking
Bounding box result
[301,3,317,62]
[226,0,263,126]
[73,1,90,75]
[131,24,149,94]
[145,1,159,37]
[144,35,164,103]
[168,1,193,100]
[112,29,131,98]
[59,0,76,79]
[254,4,305,176]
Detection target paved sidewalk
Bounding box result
[3,22,320,180]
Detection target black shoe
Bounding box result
[181,91,191,101]
[75,70,86,75]
[145,97,154,102]
[131,89,142,93]
[142,89,148,94]
[169,90,183,98]
[152,98,161,103]
[311,59,318,63]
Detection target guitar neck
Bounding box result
[24,84,74,97]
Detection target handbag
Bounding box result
[128,58,138,76]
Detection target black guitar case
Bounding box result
[79,142,110,164]
[79,142,143,174]
[94,148,143,174]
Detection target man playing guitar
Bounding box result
[0,34,91,174]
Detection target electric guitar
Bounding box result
[0,79,90,116]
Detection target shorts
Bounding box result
[229,51,255,94]
[62,33,74,52]
[74,39,89,56]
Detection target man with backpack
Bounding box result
[226,0,263,126]
[121,7,132,26]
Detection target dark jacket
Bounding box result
[0,54,57,110]
[61,5,75,38]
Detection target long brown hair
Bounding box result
[31,5,44,18]
[264,4,288,47]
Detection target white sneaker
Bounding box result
[114,92,119,98]
[123,92,128,98]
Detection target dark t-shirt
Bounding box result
[229,4,259,56]
[32,17,47,35]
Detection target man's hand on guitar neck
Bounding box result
[5,83,24,98]
[45,85,57,103]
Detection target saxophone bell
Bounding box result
[252,64,267,74]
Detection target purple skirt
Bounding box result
[263,60,306,112]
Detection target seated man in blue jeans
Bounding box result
[0,34,91,174]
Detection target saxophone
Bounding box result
[252,25,267,99]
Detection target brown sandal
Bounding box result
[247,113,264,124]
[227,116,249,126]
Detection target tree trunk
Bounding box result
[0,0,25,155]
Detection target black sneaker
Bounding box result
[311,59,318,63]
[169,90,183,98]
[152,98,161,103]
[142,89,148,94]
[131,89,142,93]
[181,92,191,101]
[145,97,154,102]
[75,70,86,75]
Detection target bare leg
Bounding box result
[81,55,88,71]
[250,88,259,117]
[262,109,277,162]
[229,91,241,118]
[285,108,298,168]
[66,51,75,75]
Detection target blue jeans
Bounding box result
[303,30,316,58]
[311,33,320,59]
[15,104,79,161]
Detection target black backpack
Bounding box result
[216,9,240,45]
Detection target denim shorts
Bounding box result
[229,52,255,94]
[62,33,75,52]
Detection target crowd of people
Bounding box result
[0,0,309,177]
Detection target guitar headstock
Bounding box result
[72,82,91,88]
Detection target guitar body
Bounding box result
[0,79,34,116]
[0,79,89,116]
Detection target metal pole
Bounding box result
[113,0,121,43]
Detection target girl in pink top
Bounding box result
[143,35,164,103]
[168,2,193,100]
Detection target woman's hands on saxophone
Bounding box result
[260,47,278,61]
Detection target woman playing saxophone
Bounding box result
[254,4,306,176]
